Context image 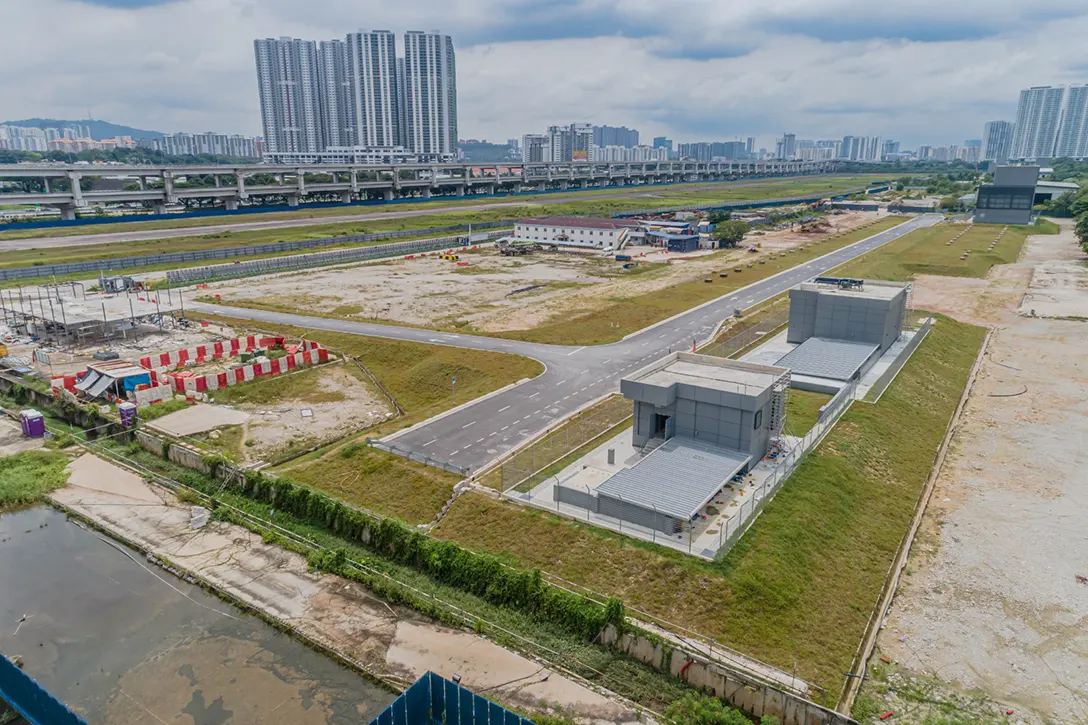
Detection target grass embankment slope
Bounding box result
[0,450,70,509]
[194,313,541,524]
[834,220,1054,280]
[0,174,885,242]
[500,216,908,345]
[433,315,985,693]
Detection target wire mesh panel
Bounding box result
[500,396,632,493]
[701,304,790,360]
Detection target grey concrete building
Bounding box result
[975,165,1040,225]
[623,353,789,461]
[779,278,910,383]
[555,353,790,534]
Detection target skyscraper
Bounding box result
[254,37,325,154]
[318,39,352,148]
[1010,86,1065,160]
[981,121,1014,162]
[1055,85,1088,159]
[255,30,457,162]
[402,31,458,157]
[593,125,639,148]
[346,31,399,148]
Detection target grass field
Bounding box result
[0,450,71,509]
[432,314,985,694]
[0,174,886,242]
[189,313,541,522]
[786,389,831,436]
[500,216,908,345]
[832,221,1051,280]
[207,364,351,407]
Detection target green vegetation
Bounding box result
[664,693,752,725]
[432,315,986,693]
[833,222,1045,280]
[785,390,831,436]
[209,364,347,407]
[82,436,700,712]
[503,216,908,345]
[0,450,70,509]
[137,396,189,421]
[712,220,749,247]
[191,424,247,463]
[281,442,459,525]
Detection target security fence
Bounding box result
[701,303,790,359]
[168,230,510,284]
[0,220,513,282]
[500,395,632,493]
[864,316,933,403]
[368,438,470,477]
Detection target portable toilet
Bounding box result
[118,401,138,427]
[20,409,45,438]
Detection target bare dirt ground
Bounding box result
[232,365,394,463]
[204,211,883,334]
[52,455,641,723]
[865,221,1088,724]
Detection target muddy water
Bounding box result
[0,506,394,724]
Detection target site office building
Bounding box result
[513,216,633,249]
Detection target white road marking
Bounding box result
[562,395,570,400]
[450,449,460,455]
[528,392,539,398]
[501,426,509,431]
[533,410,541,415]
[566,346,585,356]
[462,421,476,429]
[422,439,437,447]
[476,438,485,444]
[641,342,650,346]
[557,380,567,385]
[489,432,496,437]
[497,405,510,412]
[601,358,612,364]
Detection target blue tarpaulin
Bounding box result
[369,671,535,725]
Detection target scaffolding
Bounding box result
[0,284,186,350]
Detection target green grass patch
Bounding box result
[0,450,71,509]
[500,216,908,345]
[280,441,458,525]
[833,222,1036,280]
[137,396,189,421]
[191,424,247,463]
[786,390,831,436]
[209,365,346,407]
[432,315,985,695]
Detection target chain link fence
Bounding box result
[500,396,632,494]
[701,303,790,359]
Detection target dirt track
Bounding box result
[866,222,1088,723]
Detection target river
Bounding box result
[0,506,395,724]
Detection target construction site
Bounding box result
[195,209,886,335]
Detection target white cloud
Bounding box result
[2,0,1086,147]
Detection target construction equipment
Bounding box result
[440,253,460,262]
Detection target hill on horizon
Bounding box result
[1,118,164,141]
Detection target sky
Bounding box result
[4,0,1088,148]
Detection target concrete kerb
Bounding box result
[836,327,993,714]
[617,215,921,346]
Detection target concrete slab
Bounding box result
[65,453,164,504]
[148,403,250,436]
[0,416,44,457]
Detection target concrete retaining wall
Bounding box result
[600,625,855,725]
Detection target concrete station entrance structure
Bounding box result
[553,353,790,535]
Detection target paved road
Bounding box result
[189,213,940,472]
[0,176,858,251]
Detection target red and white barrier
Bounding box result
[138,335,286,371]
[165,340,330,394]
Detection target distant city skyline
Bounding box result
[4,1,1088,150]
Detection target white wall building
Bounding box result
[1011,86,1065,160]
[346,31,399,149]
[1055,85,1088,159]
[0,125,49,152]
[254,37,325,155]
[513,216,631,249]
[402,31,457,157]
[982,121,1014,162]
